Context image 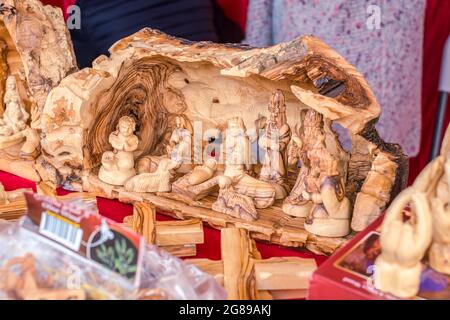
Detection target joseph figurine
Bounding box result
[259,90,291,199]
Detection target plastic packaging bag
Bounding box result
[0,198,225,300]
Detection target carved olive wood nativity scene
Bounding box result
[0,0,408,255]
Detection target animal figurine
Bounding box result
[124,159,179,193]
[212,176,258,221]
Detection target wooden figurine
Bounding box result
[304,134,351,237]
[212,176,258,221]
[98,116,139,186]
[283,109,323,218]
[166,115,193,173]
[374,188,432,298]
[188,158,217,185]
[0,253,86,300]
[351,149,398,231]
[0,76,28,139]
[223,117,276,209]
[428,158,450,275]
[0,0,77,182]
[125,158,178,193]
[0,182,96,221]
[258,90,291,199]
[171,159,220,201]
[283,109,350,237]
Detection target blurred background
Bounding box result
[42,0,450,184]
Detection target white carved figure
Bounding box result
[0,76,29,137]
[166,115,192,173]
[223,117,275,209]
[429,158,450,275]
[374,188,432,298]
[124,158,179,193]
[98,116,139,186]
[259,90,291,199]
[188,158,217,185]
[212,175,258,221]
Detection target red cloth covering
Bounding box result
[0,171,327,264]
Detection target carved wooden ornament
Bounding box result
[0,14,408,253]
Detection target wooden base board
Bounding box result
[84,174,352,255]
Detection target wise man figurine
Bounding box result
[259,90,291,199]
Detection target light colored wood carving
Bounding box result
[0,0,77,182]
[0,181,30,204]
[98,116,139,186]
[172,173,219,201]
[258,90,291,199]
[212,175,258,221]
[223,117,276,209]
[351,151,398,231]
[0,0,77,113]
[125,158,178,193]
[374,188,432,298]
[283,109,351,237]
[428,158,450,275]
[0,183,96,221]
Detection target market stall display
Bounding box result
[0,0,423,301]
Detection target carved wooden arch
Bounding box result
[84,57,188,169]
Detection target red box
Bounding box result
[308,216,450,300]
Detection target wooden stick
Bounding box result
[254,257,316,291]
[221,228,258,300]
[155,219,203,246]
[132,202,156,244]
[163,244,197,257]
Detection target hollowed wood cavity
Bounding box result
[84,58,188,169]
